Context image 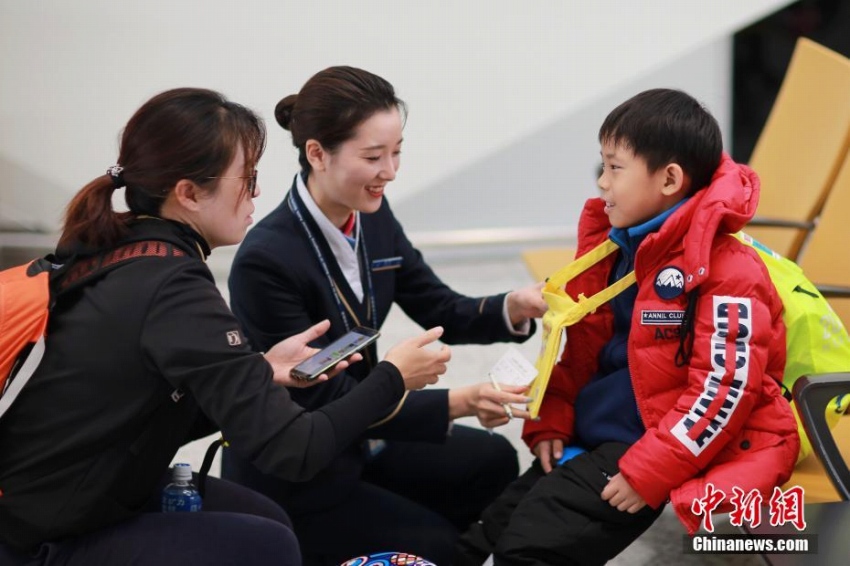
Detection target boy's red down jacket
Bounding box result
[523,154,800,534]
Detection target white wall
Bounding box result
[0,0,791,237]
[394,37,733,238]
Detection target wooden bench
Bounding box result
[790,375,850,501]
[784,414,850,502]
[742,375,850,565]
[521,246,575,283]
[743,38,850,261]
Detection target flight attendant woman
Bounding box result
[223,66,547,565]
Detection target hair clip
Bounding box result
[106,165,125,189]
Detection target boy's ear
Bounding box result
[172,179,203,211]
[660,163,687,197]
[305,140,327,172]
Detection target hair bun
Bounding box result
[275,95,298,130]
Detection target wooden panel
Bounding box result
[746,38,850,260]
[521,246,575,282]
[798,148,850,328]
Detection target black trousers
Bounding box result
[0,475,299,566]
[222,424,519,566]
[454,442,665,566]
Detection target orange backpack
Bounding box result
[0,258,52,417]
[0,240,184,418]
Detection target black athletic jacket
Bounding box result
[0,217,404,551]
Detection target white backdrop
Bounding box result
[0,0,791,236]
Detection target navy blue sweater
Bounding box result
[573,201,686,448]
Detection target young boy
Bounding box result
[454,89,800,565]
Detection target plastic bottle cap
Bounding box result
[172,463,192,482]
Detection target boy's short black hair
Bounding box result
[599,89,723,194]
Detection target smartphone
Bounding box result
[290,326,380,381]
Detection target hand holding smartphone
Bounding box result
[290,326,380,381]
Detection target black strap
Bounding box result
[198,437,226,498]
[675,289,700,367]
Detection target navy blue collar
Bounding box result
[608,198,689,256]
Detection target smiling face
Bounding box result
[597,140,682,229]
[306,108,403,226]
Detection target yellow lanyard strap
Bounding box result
[527,239,636,418]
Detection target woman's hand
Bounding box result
[506,282,548,327]
[383,326,451,390]
[263,320,361,388]
[448,382,532,428]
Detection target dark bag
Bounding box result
[0,240,185,419]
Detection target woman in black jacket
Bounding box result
[0,87,450,566]
[223,66,548,565]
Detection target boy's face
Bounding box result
[598,141,676,229]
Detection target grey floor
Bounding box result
[174,253,765,565]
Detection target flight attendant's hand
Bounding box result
[384,327,451,390]
[448,382,532,428]
[506,282,548,326]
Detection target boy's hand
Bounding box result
[533,438,564,474]
[601,472,647,514]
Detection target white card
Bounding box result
[489,347,538,386]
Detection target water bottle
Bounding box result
[161,463,202,512]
